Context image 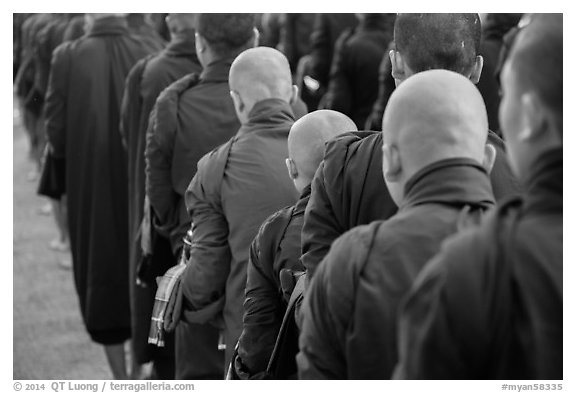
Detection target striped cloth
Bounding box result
[148,261,187,347]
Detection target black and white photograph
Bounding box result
[11,10,565,388]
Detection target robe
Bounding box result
[233,186,309,379]
[297,159,495,379]
[44,16,161,344]
[182,98,300,372]
[145,56,240,380]
[394,148,562,380]
[301,130,522,281]
[120,29,199,369]
[145,57,240,256]
[323,14,395,128]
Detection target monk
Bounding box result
[145,13,259,379]
[301,13,522,282]
[298,70,496,379]
[233,110,357,379]
[120,13,200,379]
[43,13,161,379]
[181,47,303,374]
[394,13,563,380]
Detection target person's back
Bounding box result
[145,14,252,258]
[120,13,202,378]
[232,110,357,379]
[298,70,496,379]
[181,47,302,372]
[301,13,522,281]
[145,14,260,379]
[43,13,163,379]
[323,14,395,128]
[394,13,563,380]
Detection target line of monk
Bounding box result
[16,12,562,380]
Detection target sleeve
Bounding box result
[297,234,356,379]
[120,59,146,151]
[394,232,487,380]
[322,30,352,114]
[236,214,286,377]
[33,22,52,99]
[180,152,232,324]
[144,97,179,236]
[300,160,345,281]
[44,43,70,159]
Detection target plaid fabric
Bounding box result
[148,261,187,347]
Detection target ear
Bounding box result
[195,33,208,55]
[519,92,546,141]
[390,49,406,85]
[289,85,299,104]
[230,90,245,115]
[252,27,260,47]
[382,144,401,182]
[482,143,497,174]
[469,55,484,84]
[285,158,298,180]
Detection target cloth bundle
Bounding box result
[148,261,187,347]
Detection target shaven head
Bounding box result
[287,110,357,193]
[229,47,295,123]
[382,69,488,205]
[391,14,483,85]
[499,13,562,180]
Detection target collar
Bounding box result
[200,57,234,83]
[523,147,562,215]
[242,98,295,131]
[294,184,312,216]
[165,29,197,57]
[401,158,495,211]
[87,16,129,37]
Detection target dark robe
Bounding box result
[308,14,358,90]
[233,186,309,379]
[278,13,316,73]
[394,148,562,380]
[322,14,395,129]
[44,16,162,344]
[127,13,167,48]
[14,13,32,80]
[15,14,53,160]
[182,99,300,372]
[298,13,357,111]
[145,57,239,256]
[63,14,86,42]
[301,130,522,281]
[145,56,237,380]
[36,14,86,201]
[477,13,523,135]
[120,29,200,369]
[145,57,307,256]
[297,159,495,379]
[364,42,396,131]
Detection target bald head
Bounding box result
[229,47,294,114]
[508,13,562,132]
[287,110,357,192]
[383,69,488,183]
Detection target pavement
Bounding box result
[13,104,112,379]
